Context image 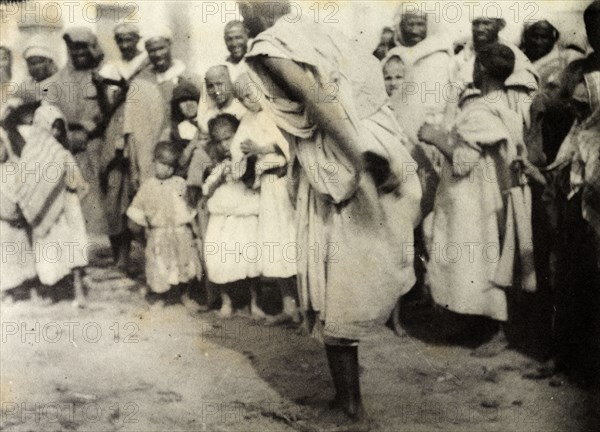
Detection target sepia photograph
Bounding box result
[0,0,599,431]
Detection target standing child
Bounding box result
[126,141,202,307]
[234,73,300,324]
[202,114,263,318]
[16,104,89,307]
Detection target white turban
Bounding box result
[144,25,173,43]
[23,35,58,63]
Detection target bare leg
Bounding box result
[219,290,233,318]
[471,323,507,358]
[266,278,301,325]
[250,279,267,320]
[72,268,86,309]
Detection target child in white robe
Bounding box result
[233,73,300,324]
[202,113,263,318]
[127,141,202,306]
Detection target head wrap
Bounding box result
[145,25,173,43]
[23,34,58,63]
[393,4,427,47]
[63,27,104,63]
[473,17,506,32]
[477,43,515,82]
[224,20,247,34]
[114,23,141,36]
[522,19,560,46]
[172,80,201,103]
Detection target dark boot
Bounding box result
[109,235,120,264]
[116,233,132,272]
[325,344,364,421]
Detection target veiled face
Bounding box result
[523,21,557,62]
[400,14,427,47]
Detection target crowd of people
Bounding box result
[1,0,599,427]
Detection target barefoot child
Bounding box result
[126,141,202,306]
[233,73,300,324]
[202,113,263,318]
[16,104,88,306]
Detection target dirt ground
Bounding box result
[1,238,599,432]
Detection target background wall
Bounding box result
[0,0,594,84]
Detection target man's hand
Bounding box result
[514,156,547,186]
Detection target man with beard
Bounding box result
[450,16,538,129]
[53,27,108,235]
[224,20,250,81]
[98,23,149,84]
[18,35,59,104]
[383,8,454,264]
[523,19,585,165]
[139,26,202,134]
[96,23,163,272]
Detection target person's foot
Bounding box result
[265,312,301,326]
[182,294,210,313]
[282,297,302,324]
[471,332,507,358]
[250,305,267,320]
[1,293,14,305]
[30,289,52,306]
[295,405,371,432]
[218,302,233,318]
[71,299,86,309]
[150,299,165,310]
[522,359,558,380]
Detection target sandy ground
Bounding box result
[1,239,599,432]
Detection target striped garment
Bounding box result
[17,119,74,236]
